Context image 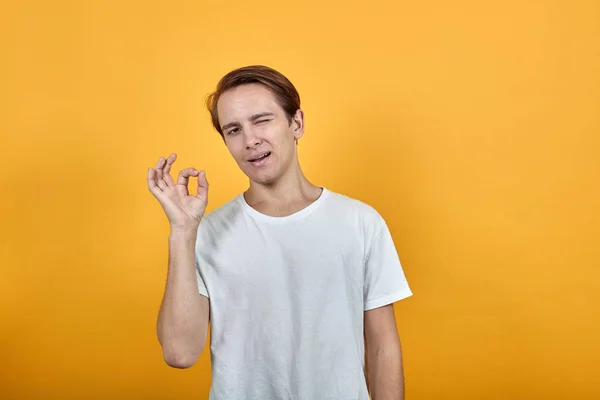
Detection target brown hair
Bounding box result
[205,65,301,138]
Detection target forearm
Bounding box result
[367,338,405,400]
[157,229,208,367]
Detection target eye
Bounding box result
[256,119,270,125]
[227,128,240,135]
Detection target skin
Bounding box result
[147,82,405,398]
[217,82,322,216]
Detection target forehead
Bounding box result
[217,83,282,123]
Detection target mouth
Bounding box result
[248,151,271,164]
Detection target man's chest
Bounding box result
[207,222,366,307]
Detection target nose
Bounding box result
[244,126,262,148]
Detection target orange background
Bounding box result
[2,1,599,399]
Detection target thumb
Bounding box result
[196,170,209,199]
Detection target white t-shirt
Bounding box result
[195,187,412,400]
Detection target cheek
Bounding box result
[270,127,294,147]
[225,142,243,161]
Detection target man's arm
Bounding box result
[364,304,405,400]
[148,154,211,369]
[156,229,210,369]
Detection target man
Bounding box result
[147,65,413,399]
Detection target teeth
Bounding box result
[252,153,269,161]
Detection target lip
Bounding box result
[247,151,271,162]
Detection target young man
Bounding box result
[147,65,412,399]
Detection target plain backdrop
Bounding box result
[1,0,599,399]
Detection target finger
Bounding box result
[147,168,162,194]
[157,177,168,190]
[154,157,166,181]
[196,170,209,201]
[177,168,199,186]
[163,171,175,187]
[163,153,177,179]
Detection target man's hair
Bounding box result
[205,65,301,138]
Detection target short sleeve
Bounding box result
[195,261,209,298]
[194,225,210,298]
[363,220,412,310]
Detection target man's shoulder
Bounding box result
[197,193,244,232]
[323,188,386,227]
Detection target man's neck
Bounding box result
[244,170,323,218]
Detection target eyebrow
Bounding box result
[221,112,276,132]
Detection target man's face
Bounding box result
[217,83,303,185]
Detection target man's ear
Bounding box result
[292,109,304,141]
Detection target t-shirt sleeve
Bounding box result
[363,219,412,311]
[194,225,210,298]
[195,260,209,298]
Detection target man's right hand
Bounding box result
[147,153,209,231]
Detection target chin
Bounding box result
[251,175,278,185]
[239,158,285,185]
[245,170,279,185]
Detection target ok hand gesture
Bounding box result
[147,153,209,231]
